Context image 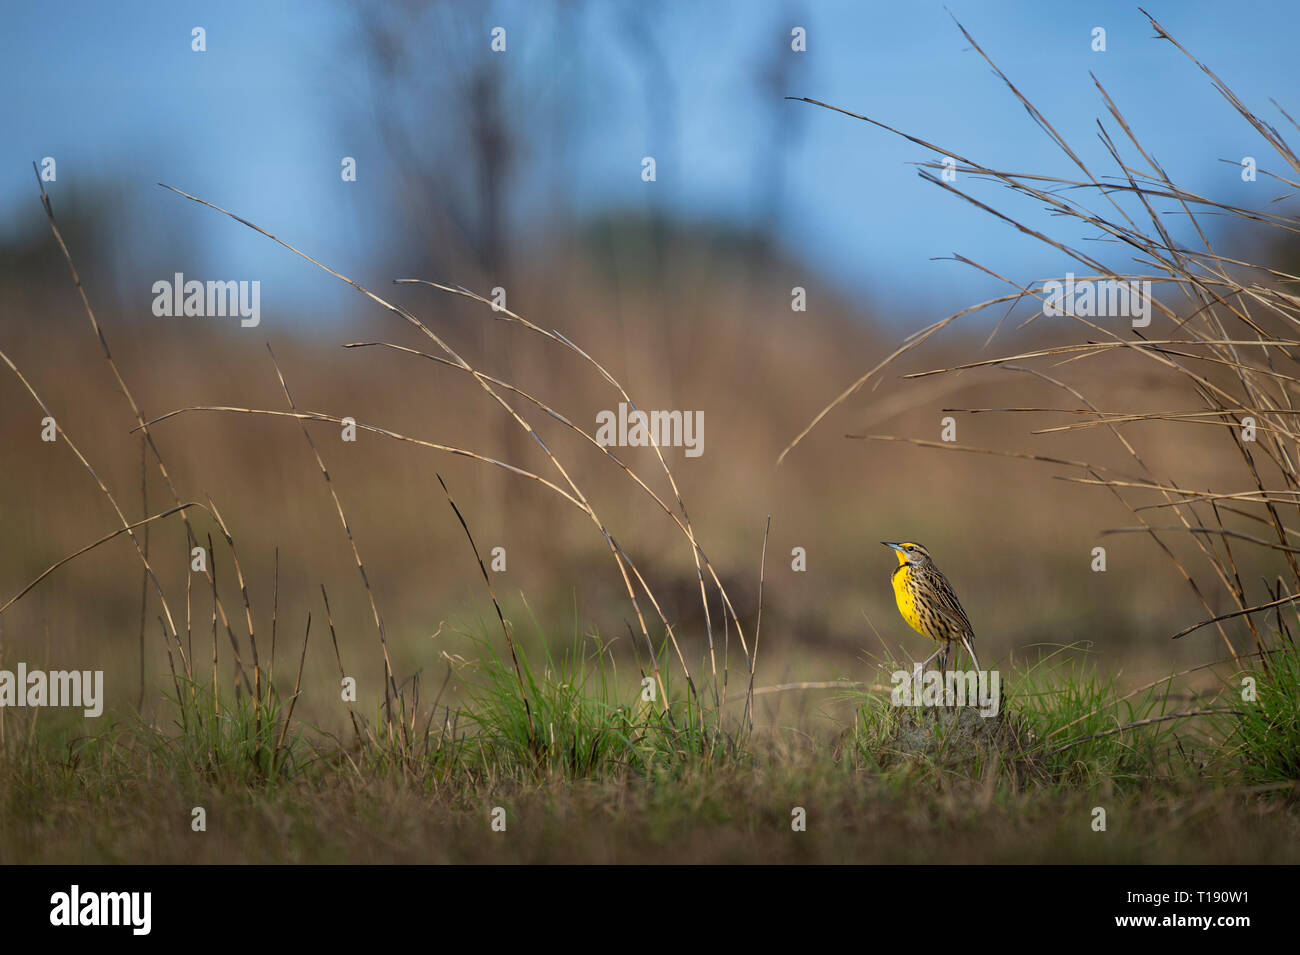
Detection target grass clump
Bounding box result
[462,627,735,780]
[1222,640,1300,785]
[842,647,1239,792]
[846,681,1041,786]
[159,681,308,786]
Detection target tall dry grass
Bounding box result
[3,171,787,766]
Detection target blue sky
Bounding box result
[2,0,1296,326]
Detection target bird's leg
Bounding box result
[917,644,944,672]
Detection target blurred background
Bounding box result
[2,1,1298,730]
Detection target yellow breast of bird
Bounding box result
[891,566,930,638]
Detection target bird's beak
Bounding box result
[881,541,903,552]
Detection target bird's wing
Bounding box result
[932,583,975,637]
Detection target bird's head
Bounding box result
[882,541,932,568]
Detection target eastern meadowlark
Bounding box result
[882,541,981,671]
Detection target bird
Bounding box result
[881,541,981,672]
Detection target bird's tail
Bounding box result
[960,634,981,672]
